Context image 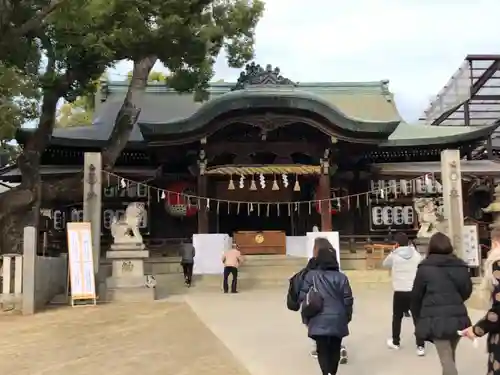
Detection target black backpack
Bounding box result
[287,268,307,311]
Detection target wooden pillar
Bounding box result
[83,152,102,274]
[197,152,208,234]
[319,158,332,232]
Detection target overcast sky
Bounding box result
[110,0,500,122]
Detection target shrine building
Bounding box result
[3,62,500,256]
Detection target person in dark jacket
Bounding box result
[180,240,196,287]
[305,249,349,364]
[411,232,472,375]
[299,237,354,375]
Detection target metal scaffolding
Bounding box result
[420,55,500,127]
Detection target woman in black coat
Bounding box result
[411,232,473,375]
[299,238,354,375]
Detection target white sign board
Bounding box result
[66,222,97,304]
[193,233,231,274]
[306,231,341,270]
[462,224,480,268]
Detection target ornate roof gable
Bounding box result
[232,63,296,90]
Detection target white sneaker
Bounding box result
[416,346,425,356]
[386,339,400,350]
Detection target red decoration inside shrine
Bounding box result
[314,189,340,214]
[164,181,198,217]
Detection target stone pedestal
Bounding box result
[105,247,155,302]
[414,237,430,256]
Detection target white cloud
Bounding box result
[110,0,500,122]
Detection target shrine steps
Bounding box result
[124,254,390,296]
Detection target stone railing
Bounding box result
[0,254,23,308]
[0,253,68,312]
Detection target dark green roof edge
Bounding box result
[380,121,499,147]
[15,129,147,150]
[138,88,400,142]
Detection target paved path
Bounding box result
[185,285,487,375]
[0,302,250,375]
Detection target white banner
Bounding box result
[462,224,480,268]
[193,233,232,274]
[66,222,97,301]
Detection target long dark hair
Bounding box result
[313,237,340,271]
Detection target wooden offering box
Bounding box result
[234,231,286,255]
[364,243,395,270]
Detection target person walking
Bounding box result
[180,240,196,287]
[383,232,425,356]
[412,232,473,375]
[299,237,354,375]
[460,231,500,374]
[222,245,243,293]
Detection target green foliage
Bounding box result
[0,63,40,140]
[107,0,264,100]
[56,95,94,128]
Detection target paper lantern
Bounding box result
[164,181,198,217]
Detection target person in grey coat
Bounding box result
[180,240,196,287]
[299,238,354,375]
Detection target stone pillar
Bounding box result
[22,226,36,315]
[319,158,332,232]
[197,151,208,233]
[440,150,464,259]
[83,152,102,274]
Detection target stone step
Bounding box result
[153,269,391,297]
[99,253,369,276]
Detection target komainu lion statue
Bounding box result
[111,202,146,244]
[413,197,445,238]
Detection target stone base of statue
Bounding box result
[414,237,430,255]
[105,246,155,302]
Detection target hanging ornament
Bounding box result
[206,198,210,211]
[380,188,385,199]
[272,175,279,191]
[401,179,409,195]
[295,202,299,212]
[239,175,245,189]
[424,173,433,192]
[282,173,289,188]
[293,175,301,192]
[337,198,341,212]
[250,176,257,191]
[120,178,127,188]
[228,176,235,190]
[161,191,166,200]
[259,173,266,189]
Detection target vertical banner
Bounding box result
[66,222,97,305]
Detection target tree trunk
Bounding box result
[102,55,157,170]
[0,84,61,253]
[41,55,158,204]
